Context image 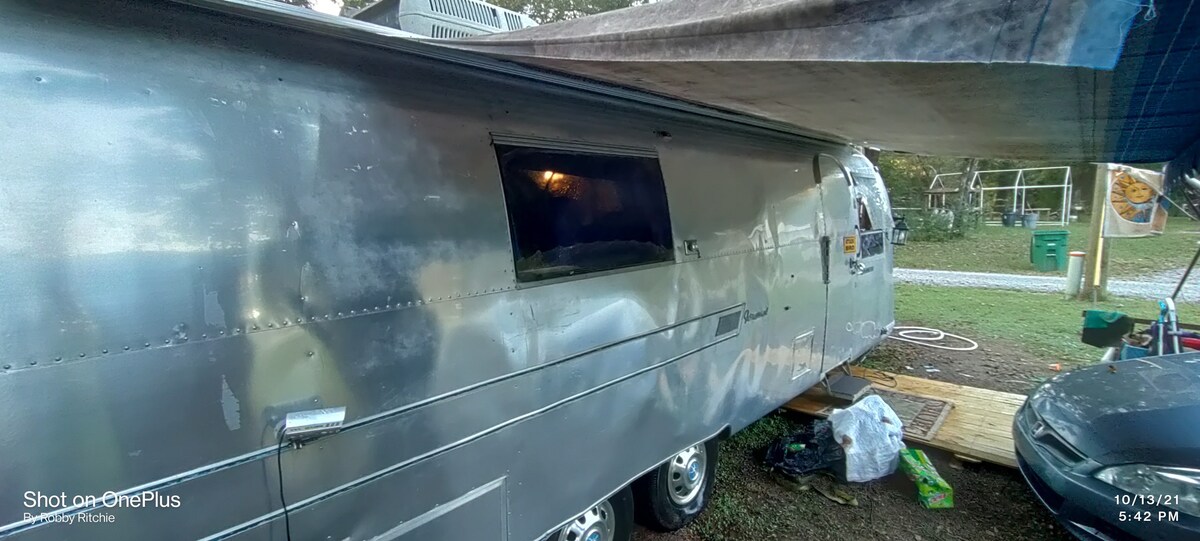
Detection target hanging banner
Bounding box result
[1102,165,1167,238]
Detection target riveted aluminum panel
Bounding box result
[0,2,887,540]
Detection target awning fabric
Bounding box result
[446,0,1200,181]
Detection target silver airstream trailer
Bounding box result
[0,1,895,540]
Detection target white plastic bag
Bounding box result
[828,394,905,482]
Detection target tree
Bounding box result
[488,0,644,23]
[954,157,980,228]
[877,152,963,209]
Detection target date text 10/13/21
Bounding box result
[1113,494,1182,522]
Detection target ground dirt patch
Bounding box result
[634,411,1069,541]
[861,338,1056,394]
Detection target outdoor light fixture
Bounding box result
[892,216,909,246]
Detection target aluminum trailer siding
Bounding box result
[0,1,895,539]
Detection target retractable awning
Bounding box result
[446,0,1200,181]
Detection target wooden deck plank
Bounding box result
[855,369,1027,405]
[783,368,1027,468]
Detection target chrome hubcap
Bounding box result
[667,445,706,506]
[555,500,614,541]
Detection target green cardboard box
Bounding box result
[898,448,954,508]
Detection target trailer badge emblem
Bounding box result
[842,235,858,254]
[743,307,768,323]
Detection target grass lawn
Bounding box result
[894,216,1199,278]
[892,283,1200,365]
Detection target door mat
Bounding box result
[873,389,953,442]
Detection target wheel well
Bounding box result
[716,425,733,441]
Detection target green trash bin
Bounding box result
[1030,230,1069,271]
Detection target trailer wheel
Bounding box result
[547,486,634,541]
[634,438,719,531]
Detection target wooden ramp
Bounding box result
[784,367,1026,468]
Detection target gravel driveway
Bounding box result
[895,267,1200,302]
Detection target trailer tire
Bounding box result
[634,438,719,531]
[545,485,634,541]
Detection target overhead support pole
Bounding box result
[1081,164,1109,301]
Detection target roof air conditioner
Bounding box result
[353,0,537,38]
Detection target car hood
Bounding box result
[1030,353,1200,466]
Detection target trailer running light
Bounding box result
[282,407,346,443]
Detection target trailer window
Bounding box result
[494,144,674,282]
[856,197,874,230]
[848,157,887,258]
[859,229,886,258]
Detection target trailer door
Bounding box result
[815,155,860,370]
[846,154,896,352]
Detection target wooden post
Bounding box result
[1080,164,1110,301]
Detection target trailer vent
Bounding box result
[504,12,525,30]
[430,0,500,28]
[430,24,472,38]
[715,313,741,336]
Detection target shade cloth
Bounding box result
[445,0,1200,176]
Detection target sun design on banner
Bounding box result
[1109,171,1157,223]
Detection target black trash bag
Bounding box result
[762,419,845,477]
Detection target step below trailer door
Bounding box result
[815,154,861,371]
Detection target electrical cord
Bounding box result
[261,425,277,541]
[886,326,979,351]
[276,433,293,541]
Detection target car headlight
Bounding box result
[1095,464,1200,517]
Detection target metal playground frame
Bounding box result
[926,166,1073,226]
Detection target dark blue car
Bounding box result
[1013,353,1200,540]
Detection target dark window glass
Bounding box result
[856,196,875,230]
[859,229,886,258]
[494,144,675,282]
